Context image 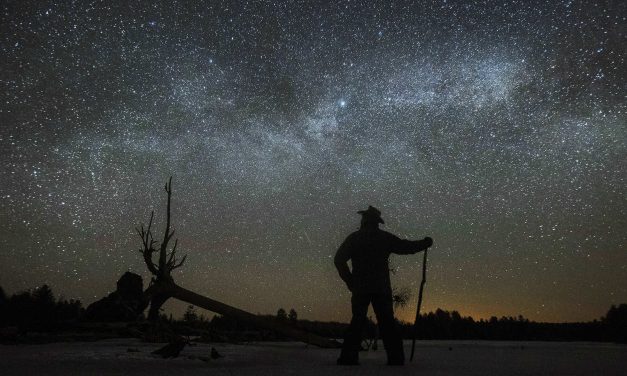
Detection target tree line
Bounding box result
[164,303,627,344]
[0,285,82,333]
[1,284,625,343]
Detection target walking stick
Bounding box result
[410,247,428,362]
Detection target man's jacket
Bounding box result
[334,227,431,294]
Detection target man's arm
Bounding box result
[334,235,354,291]
[388,234,433,255]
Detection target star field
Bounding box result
[1,0,626,322]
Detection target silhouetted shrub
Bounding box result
[0,285,83,331]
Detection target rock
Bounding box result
[84,272,148,322]
[152,338,187,358]
[116,272,144,301]
[211,347,223,359]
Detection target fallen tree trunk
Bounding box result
[149,283,339,348]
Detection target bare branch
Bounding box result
[166,228,175,241]
[159,176,174,273]
[172,238,178,254]
[170,254,187,271]
[136,211,159,275]
[166,239,179,267]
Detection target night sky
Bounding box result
[1,0,625,323]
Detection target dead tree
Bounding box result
[136,177,186,320]
[136,177,339,348]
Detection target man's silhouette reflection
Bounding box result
[335,206,433,366]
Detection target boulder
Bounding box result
[84,272,147,322]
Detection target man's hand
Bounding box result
[424,236,433,248]
[409,236,433,254]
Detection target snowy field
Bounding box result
[1,339,626,375]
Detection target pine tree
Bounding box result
[277,308,287,321]
[288,308,298,322]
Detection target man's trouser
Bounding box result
[339,292,404,364]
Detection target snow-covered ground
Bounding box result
[1,339,625,375]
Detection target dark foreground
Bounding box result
[1,339,625,375]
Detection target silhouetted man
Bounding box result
[335,206,433,366]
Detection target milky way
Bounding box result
[1,0,625,322]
